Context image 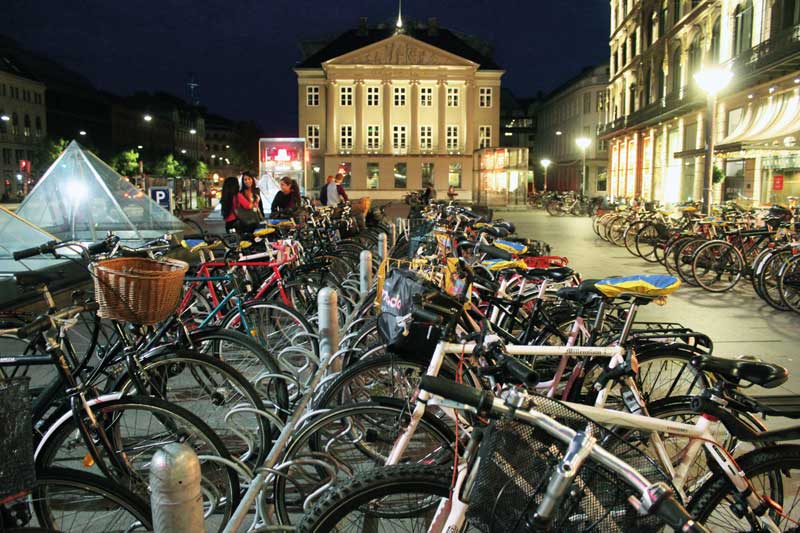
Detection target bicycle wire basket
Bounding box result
[91,257,189,325]
[466,394,676,532]
[0,378,34,504]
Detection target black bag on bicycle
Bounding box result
[377,268,441,356]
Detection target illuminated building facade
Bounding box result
[601,0,800,205]
[295,17,503,201]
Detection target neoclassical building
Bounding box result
[295,18,503,201]
[601,0,800,205]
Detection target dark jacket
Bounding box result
[271,190,299,216]
[319,184,328,205]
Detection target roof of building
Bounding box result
[540,63,610,104]
[297,20,501,70]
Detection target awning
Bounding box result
[720,89,800,145]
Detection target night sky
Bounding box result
[1,0,610,136]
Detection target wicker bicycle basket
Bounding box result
[92,257,189,325]
[466,394,676,532]
[0,378,34,504]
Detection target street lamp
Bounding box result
[0,114,10,122]
[541,158,552,192]
[79,130,87,136]
[189,128,197,135]
[180,149,187,154]
[555,130,563,136]
[575,137,591,196]
[694,66,733,215]
[143,114,153,122]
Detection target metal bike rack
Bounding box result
[389,222,397,246]
[150,443,204,533]
[378,233,388,261]
[223,288,340,533]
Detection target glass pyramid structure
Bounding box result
[16,141,184,242]
[0,206,67,274]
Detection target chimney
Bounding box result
[358,17,368,36]
[427,17,438,36]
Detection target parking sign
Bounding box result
[150,187,172,212]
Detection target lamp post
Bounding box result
[694,66,733,215]
[143,114,154,192]
[576,137,591,196]
[541,158,551,192]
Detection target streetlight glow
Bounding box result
[0,114,9,122]
[693,67,733,96]
[576,137,591,150]
[79,130,87,136]
[137,145,143,149]
[540,159,551,169]
[189,128,197,135]
[555,130,563,136]
[180,149,187,154]
[143,114,153,122]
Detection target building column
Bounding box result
[326,80,336,153]
[355,79,364,153]
[382,80,392,152]
[465,80,476,152]
[438,79,447,154]
[410,80,419,154]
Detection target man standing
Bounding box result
[326,174,348,206]
[319,175,333,205]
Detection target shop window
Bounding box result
[422,163,434,188]
[367,162,379,189]
[597,167,608,191]
[337,162,351,187]
[448,163,462,188]
[393,162,407,188]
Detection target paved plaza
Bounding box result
[497,209,800,396]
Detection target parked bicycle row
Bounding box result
[593,200,800,312]
[528,190,603,217]
[1,197,797,532]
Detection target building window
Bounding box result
[733,1,754,56]
[0,84,5,97]
[583,93,592,114]
[419,125,433,150]
[340,86,353,106]
[422,163,434,188]
[367,86,380,106]
[394,87,406,106]
[621,41,627,65]
[367,162,380,189]
[392,125,407,150]
[479,126,492,149]
[448,163,462,188]
[670,48,682,96]
[446,125,459,150]
[630,34,637,58]
[2,149,10,165]
[394,162,407,188]
[673,0,681,23]
[710,17,721,63]
[447,87,460,107]
[688,38,701,76]
[340,125,353,150]
[338,162,352,187]
[11,112,18,135]
[306,86,320,106]
[597,167,608,191]
[23,114,31,137]
[367,125,381,150]
[420,87,433,106]
[596,91,606,112]
[306,125,320,150]
[479,87,493,107]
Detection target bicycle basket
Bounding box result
[0,378,34,504]
[92,257,189,325]
[466,394,675,532]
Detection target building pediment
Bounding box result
[325,34,477,68]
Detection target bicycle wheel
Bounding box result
[635,223,665,263]
[546,201,564,217]
[35,396,240,532]
[20,467,152,532]
[757,249,792,311]
[286,427,456,529]
[635,349,710,402]
[675,238,705,286]
[111,350,273,467]
[607,217,629,246]
[692,241,744,292]
[778,254,800,313]
[298,465,453,532]
[688,444,800,531]
[623,221,647,257]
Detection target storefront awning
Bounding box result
[721,89,800,145]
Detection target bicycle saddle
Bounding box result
[691,355,788,389]
[521,266,574,283]
[479,243,513,260]
[591,274,680,299]
[555,282,603,306]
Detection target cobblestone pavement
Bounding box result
[497,209,800,396]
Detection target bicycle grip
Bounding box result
[653,494,709,533]
[13,240,58,261]
[17,316,52,339]
[418,376,493,412]
[411,306,443,325]
[500,355,539,388]
[86,239,111,256]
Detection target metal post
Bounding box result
[150,443,204,533]
[389,222,397,246]
[396,216,403,235]
[581,150,587,197]
[702,94,716,216]
[318,287,340,370]
[544,166,548,192]
[378,232,388,261]
[359,250,373,301]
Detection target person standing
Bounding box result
[271,176,301,217]
[327,174,349,206]
[220,176,241,232]
[319,175,333,206]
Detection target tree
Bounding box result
[110,149,140,176]
[32,138,70,175]
[193,160,208,180]
[154,154,186,178]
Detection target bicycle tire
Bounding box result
[778,254,800,313]
[35,395,240,531]
[273,398,455,525]
[687,444,800,531]
[691,241,744,292]
[22,467,152,532]
[623,220,647,257]
[756,249,792,311]
[291,454,454,531]
[675,237,705,286]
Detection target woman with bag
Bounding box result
[236,172,263,233]
[271,176,301,218]
[221,176,241,232]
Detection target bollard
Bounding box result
[396,216,404,236]
[150,443,204,533]
[377,233,388,261]
[389,222,397,246]
[359,250,373,301]
[318,287,340,372]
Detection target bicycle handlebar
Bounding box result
[419,376,494,412]
[13,240,58,261]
